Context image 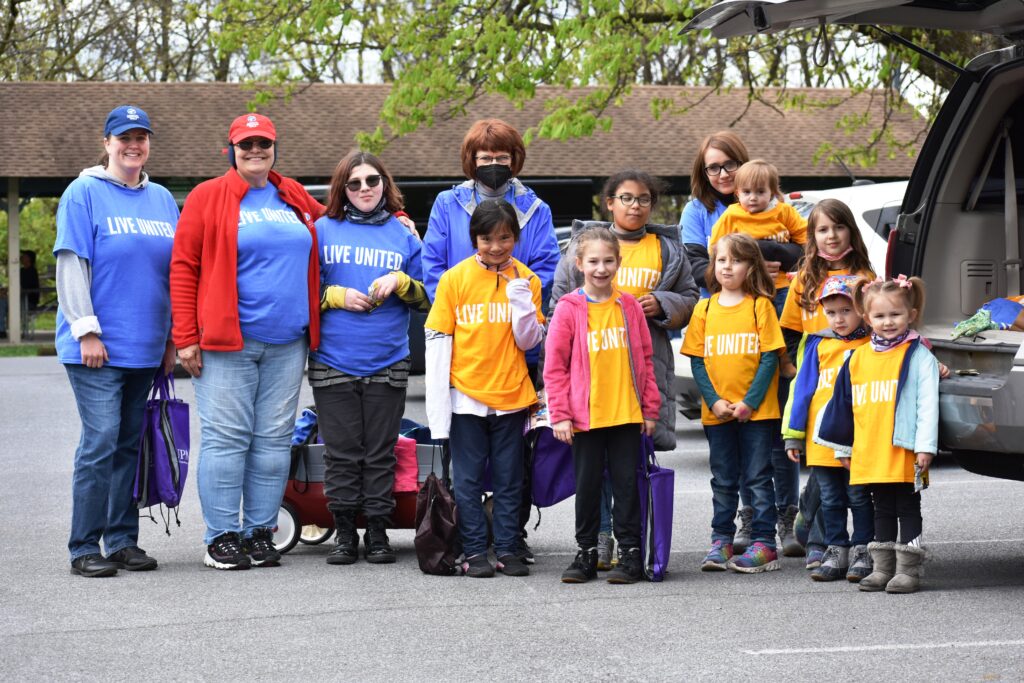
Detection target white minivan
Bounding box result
[686,0,1024,481]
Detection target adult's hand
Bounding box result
[397,215,418,238]
[638,294,663,318]
[178,344,203,378]
[161,341,177,375]
[80,333,108,369]
[765,260,782,278]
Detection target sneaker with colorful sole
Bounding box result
[728,541,780,573]
[700,540,733,572]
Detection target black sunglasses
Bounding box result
[235,139,274,151]
[346,175,383,192]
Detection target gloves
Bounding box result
[952,298,1024,339]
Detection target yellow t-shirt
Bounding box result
[587,292,642,429]
[616,233,662,298]
[425,256,544,411]
[780,267,875,333]
[847,343,916,485]
[681,293,786,425]
[805,336,869,468]
[710,202,808,290]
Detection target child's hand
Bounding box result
[638,294,663,319]
[643,419,656,438]
[916,452,934,473]
[780,359,797,379]
[552,420,574,445]
[369,273,401,301]
[711,399,734,420]
[343,287,374,312]
[786,448,802,463]
[771,230,791,243]
[731,401,752,422]
[938,362,951,380]
[839,457,851,470]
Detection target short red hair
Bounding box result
[460,119,526,179]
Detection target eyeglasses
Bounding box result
[476,154,512,165]
[704,160,740,176]
[611,193,653,207]
[345,174,383,192]
[235,139,274,151]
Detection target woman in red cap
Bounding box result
[171,113,323,570]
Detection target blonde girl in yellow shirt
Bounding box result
[816,276,939,594]
[682,233,786,573]
[425,199,546,579]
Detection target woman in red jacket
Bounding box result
[170,113,323,571]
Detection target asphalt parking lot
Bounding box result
[2,356,1024,681]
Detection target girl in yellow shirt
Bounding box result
[682,233,785,573]
[424,199,545,579]
[816,276,939,594]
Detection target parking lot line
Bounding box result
[745,640,1024,655]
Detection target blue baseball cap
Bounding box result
[104,105,153,136]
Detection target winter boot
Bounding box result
[326,509,359,565]
[886,542,926,594]
[810,545,849,582]
[596,532,615,571]
[733,507,754,555]
[364,516,396,564]
[846,544,873,583]
[858,541,896,592]
[778,505,805,557]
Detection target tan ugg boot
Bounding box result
[858,541,896,592]
[886,542,926,594]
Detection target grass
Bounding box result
[0,344,48,357]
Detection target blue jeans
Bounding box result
[193,337,306,544]
[599,478,613,534]
[65,364,156,561]
[705,420,777,546]
[449,411,525,557]
[814,465,874,547]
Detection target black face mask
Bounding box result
[475,164,512,190]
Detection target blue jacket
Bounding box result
[423,179,560,303]
[816,338,940,456]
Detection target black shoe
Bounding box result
[607,547,643,584]
[561,548,598,583]
[204,532,251,570]
[364,516,396,564]
[496,553,529,577]
[71,553,119,578]
[516,536,536,565]
[243,528,281,567]
[327,509,360,565]
[462,553,494,578]
[106,546,158,572]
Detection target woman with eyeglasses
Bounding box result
[170,113,324,571]
[311,151,428,566]
[423,118,560,564]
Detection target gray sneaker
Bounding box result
[733,506,753,554]
[596,531,615,571]
[810,545,849,581]
[778,505,805,557]
[846,544,873,582]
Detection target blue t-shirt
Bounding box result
[310,215,423,376]
[54,176,179,368]
[236,185,313,343]
[680,197,728,299]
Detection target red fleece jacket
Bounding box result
[170,168,323,352]
[543,290,661,432]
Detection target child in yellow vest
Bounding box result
[544,227,661,584]
[779,199,875,568]
[682,233,785,573]
[816,276,939,594]
[424,199,545,579]
[782,275,873,583]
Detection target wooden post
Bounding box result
[7,177,21,344]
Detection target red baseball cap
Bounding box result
[228,113,277,144]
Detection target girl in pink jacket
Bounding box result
[544,227,660,584]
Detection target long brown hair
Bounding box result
[691,130,750,212]
[706,233,776,300]
[798,198,874,312]
[325,151,404,219]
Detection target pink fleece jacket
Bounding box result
[543,290,661,432]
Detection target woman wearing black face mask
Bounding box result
[422,118,560,565]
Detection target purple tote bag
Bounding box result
[134,371,190,509]
[530,426,575,508]
[637,434,674,581]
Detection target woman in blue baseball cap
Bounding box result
[54,104,179,577]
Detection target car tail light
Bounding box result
[885,228,897,279]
